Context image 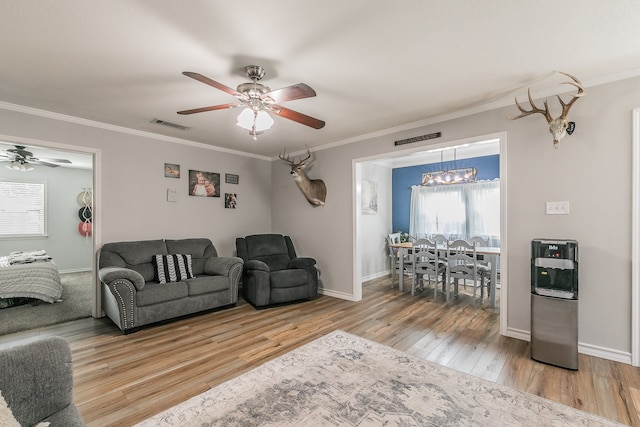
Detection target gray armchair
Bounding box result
[236,234,318,308]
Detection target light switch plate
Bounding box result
[546,201,569,215]
[167,188,177,202]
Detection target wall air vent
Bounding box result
[151,118,190,131]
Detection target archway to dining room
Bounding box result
[352,132,508,336]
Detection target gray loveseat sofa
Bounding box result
[0,336,85,426]
[98,238,243,334]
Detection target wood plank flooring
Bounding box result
[1,276,638,426]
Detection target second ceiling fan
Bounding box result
[178,65,325,139]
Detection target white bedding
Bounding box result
[0,255,63,304]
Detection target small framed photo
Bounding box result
[164,163,180,178]
[189,170,220,197]
[225,173,239,184]
[225,193,237,209]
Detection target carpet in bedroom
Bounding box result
[0,271,92,335]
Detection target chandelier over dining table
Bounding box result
[421,149,477,186]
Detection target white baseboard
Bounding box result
[505,327,632,365]
[318,287,358,301]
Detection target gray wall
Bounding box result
[0,165,93,272]
[0,109,272,259]
[0,74,636,359]
[272,75,640,358]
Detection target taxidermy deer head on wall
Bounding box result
[279,146,327,207]
[507,72,586,148]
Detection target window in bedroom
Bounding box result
[0,179,47,237]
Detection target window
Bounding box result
[0,179,47,237]
[409,180,500,245]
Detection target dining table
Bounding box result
[389,241,500,308]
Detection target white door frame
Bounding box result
[631,108,640,366]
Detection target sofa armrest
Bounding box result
[204,256,243,276]
[0,337,79,426]
[99,267,145,290]
[289,257,317,269]
[244,259,270,272]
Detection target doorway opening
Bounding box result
[0,137,99,334]
[353,132,508,336]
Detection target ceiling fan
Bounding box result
[177,65,325,139]
[0,145,72,171]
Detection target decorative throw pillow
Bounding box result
[154,254,195,284]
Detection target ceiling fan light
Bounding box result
[254,110,274,132]
[236,108,255,130]
[236,108,274,133]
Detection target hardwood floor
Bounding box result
[1,276,638,426]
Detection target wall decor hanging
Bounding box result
[76,187,92,238]
[278,146,327,207]
[188,170,220,197]
[507,71,586,148]
[164,163,180,178]
[225,193,237,209]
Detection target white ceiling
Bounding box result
[1,1,640,160]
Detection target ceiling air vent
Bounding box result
[151,118,190,131]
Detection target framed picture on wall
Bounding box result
[188,170,220,197]
[225,193,237,208]
[164,163,180,178]
[361,179,378,214]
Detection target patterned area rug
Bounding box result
[137,330,623,427]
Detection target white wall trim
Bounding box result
[632,108,640,366]
[505,328,632,365]
[319,287,357,301]
[0,101,271,161]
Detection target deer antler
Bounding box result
[507,71,586,147]
[508,89,553,123]
[556,71,586,120]
[278,145,312,167]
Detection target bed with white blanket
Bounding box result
[0,250,63,305]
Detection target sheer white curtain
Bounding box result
[409,184,466,240]
[466,180,500,245]
[409,180,500,245]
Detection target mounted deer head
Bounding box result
[507,72,586,148]
[279,146,327,207]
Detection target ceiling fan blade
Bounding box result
[31,160,60,168]
[37,158,72,164]
[262,83,316,103]
[177,103,242,115]
[182,72,243,98]
[272,105,325,129]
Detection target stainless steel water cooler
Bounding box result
[530,239,578,370]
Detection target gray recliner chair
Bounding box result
[236,234,318,308]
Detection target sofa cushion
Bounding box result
[136,282,189,306]
[99,239,167,281]
[186,276,230,296]
[154,254,194,284]
[165,239,217,275]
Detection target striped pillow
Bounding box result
[154,254,195,284]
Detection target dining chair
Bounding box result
[446,239,480,304]
[429,234,449,299]
[387,233,408,288]
[467,235,493,302]
[411,238,447,297]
